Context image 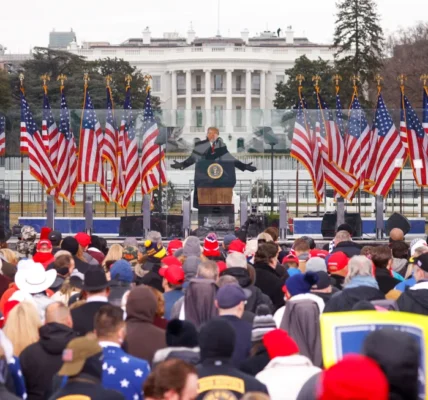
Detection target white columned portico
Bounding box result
[260,70,270,125]
[170,70,177,126]
[204,69,212,129]
[184,69,192,130]
[226,69,233,133]
[245,69,253,130]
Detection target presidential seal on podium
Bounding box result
[207,163,224,180]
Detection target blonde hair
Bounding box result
[148,286,165,317]
[4,301,42,356]
[102,244,124,269]
[0,249,19,265]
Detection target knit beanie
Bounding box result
[284,271,319,297]
[251,305,276,342]
[144,240,166,259]
[305,257,327,273]
[110,260,133,283]
[183,237,201,258]
[263,329,299,359]
[203,233,221,257]
[61,237,79,256]
[166,320,199,348]
[199,319,235,360]
[182,256,200,281]
[318,355,389,400]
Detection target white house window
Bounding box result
[214,74,223,91]
[252,75,260,90]
[196,75,202,92]
[214,105,224,127]
[236,106,242,127]
[236,75,242,91]
[152,76,161,92]
[177,75,185,94]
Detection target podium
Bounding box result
[194,160,236,232]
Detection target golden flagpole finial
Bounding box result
[19,73,25,94]
[312,75,321,93]
[350,75,360,96]
[125,74,132,87]
[144,74,152,93]
[57,74,67,92]
[397,74,407,94]
[374,74,383,94]
[420,74,428,87]
[332,74,342,95]
[40,74,50,95]
[295,74,305,87]
[105,75,113,88]
[83,72,90,87]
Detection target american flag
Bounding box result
[423,87,428,135]
[104,88,119,202]
[0,116,5,156]
[140,90,167,196]
[401,93,428,186]
[291,98,324,203]
[78,88,110,203]
[345,94,372,191]
[332,94,354,176]
[120,86,140,209]
[20,92,57,194]
[315,94,357,199]
[42,93,57,157]
[366,94,406,197]
[56,90,78,205]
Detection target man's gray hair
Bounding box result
[146,231,162,245]
[226,253,248,270]
[197,261,219,281]
[345,256,373,285]
[334,230,351,244]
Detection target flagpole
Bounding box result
[397,74,408,215]
[82,73,89,216]
[295,158,299,217]
[19,73,24,217]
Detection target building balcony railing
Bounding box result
[178,88,261,96]
[232,88,245,94]
[192,88,205,94]
[190,126,205,132]
[233,126,247,132]
[212,88,226,94]
[252,88,261,95]
[177,89,186,95]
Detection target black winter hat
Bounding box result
[363,329,419,400]
[166,320,199,348]
[199,318,235,361]
[61,237,79,255]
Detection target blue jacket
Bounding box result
[101,344,151,400]
[163,290,184,320]
[220,315,252,367]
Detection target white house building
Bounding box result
[67,27,336,151]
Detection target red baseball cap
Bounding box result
[36,239,53,251]
[282,254,299,265]
[74,232,91,248]
[310,249,329,259]
[216,261,227,273]
[161,256,182,268]
[327,252,349,273]
[167,239,183,256]
[228,239,246,254]
[159,265,185,285]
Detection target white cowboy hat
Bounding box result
[15,261,57,294]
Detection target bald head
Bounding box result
[390,228,404,242]
[45,302,73,328]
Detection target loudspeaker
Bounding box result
[321,212,337,238]
[0,195,10,231]
[321,212,362,238]
[344,213,362,238]
[119,215,183,238]
[386,212,411,236]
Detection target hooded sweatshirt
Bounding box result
[397,281,428,316]
[19,322,77,400]
[125,285,166,364]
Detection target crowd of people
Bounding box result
[0,223,425,399]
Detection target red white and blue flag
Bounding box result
[20,91,57,194]
[42,93,58,161]
[0,116,5,156]
[56,89,78,205]
[140,90,167,196]
[78,88,109,203]
[365,94,406,197]
[401,92,428,186]
[120,86,140,209]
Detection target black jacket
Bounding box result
[221,268,274,313]
[71,301,109,336]
[330,274,345,291]
[73,257,92,275]
[20,323,77,400]
[108,281,131,307]
[48,374,124,400]
[324,286,385,313]
[331,241,361,258]
[397,285,428,316]
[240,345,270,377]
[0,386,20,400]
[220,315,252,367]
[375,268,401,295]
[253,262,285,311]
[196,358,268,400]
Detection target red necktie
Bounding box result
[211,143,215,154]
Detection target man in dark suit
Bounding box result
[71,266,111,336]
[171,127,256,207]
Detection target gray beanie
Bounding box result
[183,236,202,257]
[183,256,200,281]
[306,257,327,273]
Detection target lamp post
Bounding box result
[259,127,278,215]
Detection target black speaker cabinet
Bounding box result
[119,214,183,238]
[344,213,362,238]
[0,195,10,231]
[386,213,411,236]
[321,212,362,238]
